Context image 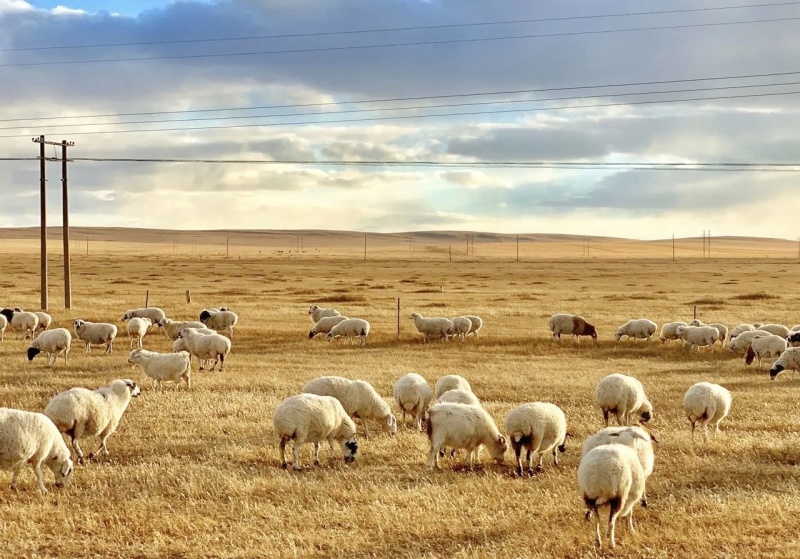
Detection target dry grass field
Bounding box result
[1,232,799,558]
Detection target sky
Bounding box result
[1,0,800,238]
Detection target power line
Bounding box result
[4,1,798,52]
[2,15,799,68]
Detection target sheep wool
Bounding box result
[659,321,687,343]
[127,317,152,349]
[128,349,192,390]
[756,323,791,338]
[121,307,166,324]
[392,372,433,431]
[157,318,207,341]
[73,320,118,353]
[728,330,772,354]
[449,317,473,342]
[426,402,507,470]
[683,382,732,441]
[34,312,52,332]
[769,347,800,380]
[302,376,397,438]
[308,315,349,340]
[27,328,71,367]
[178,328,231,372]
[434,375,472,399]
[595,373,653,427]
[326,318,371,347]
[729,324,756,340]
[199,309,239,338]
[675,325,719,351]
[307,305,341,324]
[409,313,453,343]
[438,389,480,406]
[504,402,568,476]
[462,315,484,338]
[0,314,6,343]
[745,335,787,368]
[690,320,729,345]
[548,313,598,342]
[0,309,39,340]
[615,319,657,342]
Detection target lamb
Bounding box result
[595,373,653,427]
[199,309,239,338]
[548,313,598,342]
[426,402,507,470]
[0,308,39,339]
[434,374,472,399]
[689,320,729,345]
[307,305,341,323]
[578,444,646,550]
[659,321,687,343]
[44,379,141,464]
[126,317,152,349]
[769,347,800,380]
[615,319,657,342]
[675,324,719,351]
[728,329,772,353]
[0,314,6,343]
[27,328,71,367]
[302,376,397,438]
[272,393,358,470]
[0,408,73,494]
[392,372,433,431]
[326,318,371,347]
[729,323,756,339]
[438,389,480,406]
[409,312,453,343]
[504,402,568,476]
[756,323,791,338]
[463,315,484,338]
[73,320,118,353]
[449,316,473,342]
[745,334,787,368]
[683,382,732,441]
[178,328,231,372]
[34,311,52,332]
[156,318,207,341]
[308,315,348,340]
[120,307,166,324]
[127,348,192,390]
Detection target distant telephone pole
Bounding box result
[364,234,367,261]
[516,234,519,262]
[35,136,47,311]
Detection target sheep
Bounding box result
[27,328,71,367]
[171,328,215,369]
[615,319,657,342]
[0,314,6,343]
[73,320,118,353]
[792,325,800,332]
[438,389,480,406]
[392,372,433,431]
[434,374,472,399]
[689,320,728,345]
[178,328,231,372]
[745,334,787,368]
[548,313,598,342]
[0,308,39,339]
[120,307,166,325]
[595,373,653,427]
[44,379,141,464]
[426,402,506,470]
[659,321,687,343]
[675,324,719,351]
[307,305,341,323]
[0,408,73,494]
[463,315,484,338]
[326,318,370,347]
[408,312,453,343]
[127,349,192,390]
[578,443,646,550]
[756,323,791,338]
[788,332,800,347]
[302,376,397,438]
[308,315,348,340]
[272,393,358,470]
[156,318,207,341]
[729,323,756,339]
[34,311,52,332]
[199,309,239,338]
[769,347,800,380]
[126,317,152,349]
[449,316,473,342]
[504,402,568,476]
[683,382,732,441]
[728,329,772,353]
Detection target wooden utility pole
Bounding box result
[672,234,675,261]
[61,140,73,309]
[516,234,519,262]
[449,246,452,262]
[702,230,706,257]
[226,234,230,258]
[396,298,400,337]
[708,230,711,257]
[35,136,48,311]
[364,234,367,261]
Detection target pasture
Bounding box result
[0,236,799,558]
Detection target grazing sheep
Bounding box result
[392,372,433,431]
[504,402,568,476]
[788,332,800,347]
[728,330,772,353]
[0,314,6,343]
[44,379,141,464]
[583,426,655,507]
[272,393,358,470]
[449,316,473,342]
[308,315,348,340]
[689,320,729,345]
[438,389,480,406]
[756,323,791,338]
[302,376,397,438]
[578,444,646,550]
[683,382,732,441]
[463,315,484,338]
[199,309,239,338]
[729,324,756,339]
[27,328,71,367]
[326,318,371,347]
[409,312,453,343]
[171,328,215,369]
[769,347,800,380]
[745,335,787,368]
[615,319,657,342]
[33,312,52,332]
[426,402,507,470]
[548,313,598,342]
[0,308,39,339]
[675,324,719,351]
[659,321,687,343]
[178,328,231,372]
[156,318,206,341]
[0,408,73,494]
[307,305,341,324]
[595,373,653,427]
[73,320,118,353]
[434,375,472,399]
[121,307,166,324]
[126,317,152,349]
[127,349,192,390]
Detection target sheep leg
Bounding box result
[615,410,626,426]
[701,417,710,442]
[227,326,233,338]
[279,438,289,469]
[552,447,559,466]
[85,343,91,353]
[627,512,636,533]
[466,449,475,470]
[427,440,442,469]
[313,443,321,466]
[34,463,48,494]
[602,409,610,426]
[592,508,602,549]
[9,461,25,491]
[608,498,623,549]
[64,350,68,366]
[292,440,303,470]
[361,418,371,439]
[89,432,111,460]
[690,420,696,442]
[184,371,192,390]
[106,341,113,354]
[513,442,523,476]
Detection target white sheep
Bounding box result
[578,443,646,550]
[171,328,214,368]
[595,373,653,427]
[0,308,39,339]
[690,320,729,345]
[769,347,800,380]
[583,426,654,508]
[392,372,433,431]
[121,307,166,324]
[659,321,687,343]
[426,402,507,470]
[438,389,480,406]
[504,402,568,476]
[34,311,52,332]
[0,408,74,494]
[156,318,206,341]
[0,314,6,343]
[434,374,472,399]
[683,382,732,441]
[44,379,141,464]
[127,317,152,349]
[27,328,71,367]
[449,316,473,342]
[615,319,657,342]
[272,393,358,470]
[326,318,371,347]
[73,319,118,353]
[548,313,598,342]
[729,323,756,339]
[792,325,800,332]
[178,328,231,372]
[675,324,719,351]
[199,309,239,338]
[756,323,791,338]
[728,329,772,353]
[302,376,397,438]
[409,312,453,343]
[127,348,192,390]
[461,315,483,338]
[745,334,787,368]
[308,315,348,340]
[307,305,341,323]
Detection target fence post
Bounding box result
[693,305,697,320]
[145,290,149,308]
[186,289,191,304]
[396,298,400,337]
[449,246,452,262]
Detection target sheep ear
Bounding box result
[498,435,506,445]
[565,432,574,439]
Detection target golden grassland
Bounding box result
[1,234,800,558]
